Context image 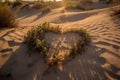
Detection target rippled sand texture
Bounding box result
[0,4,120,80]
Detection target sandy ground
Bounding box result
[0,2,120,80]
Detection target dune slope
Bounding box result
[0,5,120,80]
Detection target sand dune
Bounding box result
[17,4,115,26]
[0,4,120,80]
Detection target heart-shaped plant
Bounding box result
[25,22,91,68]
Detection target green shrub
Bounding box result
[46,28,91,67]
[69,28,91,56]
[37,22,61,33]
[63,28,91,58]
[25,22,61,55]
[0,4,17,28]
[25,23,91,68]
[63,28,91,45]
[25,27,48,54]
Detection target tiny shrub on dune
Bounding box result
[46,28,91,67]
[0,4,17,28]
[25,22,61,55]
[77,29,91,45]
[25,22,91,68]
[25,27,48,54]
[63,28,91,58]
[64,28,91,45]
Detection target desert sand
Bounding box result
[0,2,120,80]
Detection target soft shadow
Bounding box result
[52,13,93,24]
[31,11,50,23]
[0,43,120,80]
[17,8,41,19]
[35,44,107,80]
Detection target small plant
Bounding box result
[39,22,61,33]
[0,4,17,28]
[25,23,91,69]
[25,27,48,55]
[46,28,91,67]
[41,6,51,14]
[25,22,61,55]
[64,28,91,45]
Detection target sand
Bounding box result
[0,2,120,80]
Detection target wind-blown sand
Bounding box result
[0,3,120,80]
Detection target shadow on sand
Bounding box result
[0,41,120,80]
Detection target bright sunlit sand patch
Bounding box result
[56,0,62,1]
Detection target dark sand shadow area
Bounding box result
[1,42,120,80]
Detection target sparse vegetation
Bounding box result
[25,22,91,68]
[64,28,91,44]
[46,28,91,67]
[25,22,61,55]
[0,4,17,28]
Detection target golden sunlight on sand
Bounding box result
[0,1,120,80]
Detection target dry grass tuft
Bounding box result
[25,23,91,69]
[25,22,61,55]
[0,4,17,28]
[64,28,91,44]
[46,28,91,67]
